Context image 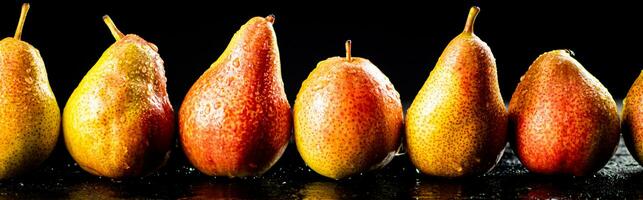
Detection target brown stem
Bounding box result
[345,40,352,62]
[103,15,125,40]
[266,14,275,24]
[14,3,30,40]
[463,6,480,34]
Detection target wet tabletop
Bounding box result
[0,138,640,199]
[0,103,641,199]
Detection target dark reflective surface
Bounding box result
[0,1,640,198]
[0,137,641,199]
[0,103,636,199]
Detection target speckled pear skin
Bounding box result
[0,38,60,180]
[405,7,508,177]
[623,71,643,166]
[509,50,619,176]
[63,34,174,178]
[179,16,292,177]
[294,56,403,180]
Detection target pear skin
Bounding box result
[179,15,292,177]
[405,7,508,177]
[0,3,60,180]
[294,41,403,180]
[509,50,619,176]
[623,71,643,166]
[63,16,174,178]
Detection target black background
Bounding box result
[1,0,640,108]
[1,1,643,198]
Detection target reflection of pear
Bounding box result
[183,180,272,199]
[521,184,574,199]
[68,183,119,200]
[413,181,464,199]
[188,181,252,199]
[299,182,344,200]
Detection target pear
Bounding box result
[0,3,60,180]
[509,50,619,176]
[63,15,174,178]
[179,15,291,177]
[294,41,403,180]
[405,7,508,177]
[623,71,643,166]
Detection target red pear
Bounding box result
[509,50,619,176]
[179,15,291,177]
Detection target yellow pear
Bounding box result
[63,16,174,178]
[405,7,508,177]
[0,3,60,180]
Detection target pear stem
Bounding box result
[345,40,352,62]
[266,14,275,24]
[14,3,30,40]
[103,15,124,40]
[463,6,480,34]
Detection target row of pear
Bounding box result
[0,4,637,180]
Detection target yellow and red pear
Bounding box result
[623,71,643,167]
[510,50,619,176]
[405,7,508,177]
[63,15,174,178]
[0,3,61,180]
[179,15,291,177]
[294,41,403,179]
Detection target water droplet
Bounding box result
[310,84,324,92]
[204,103,212,114]
[24,77,33,84]
[263,41,271,49]
[147,84,154,95]
[226,76,235,86]
[346,68,358,75]
[233,58,240,67]
[386,84,394,91]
